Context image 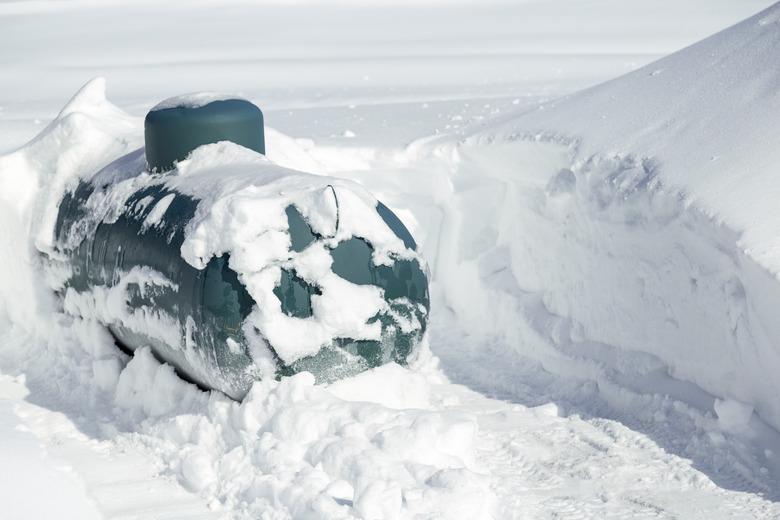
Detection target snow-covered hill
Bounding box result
[478,2,780,270]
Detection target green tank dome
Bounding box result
[144,95,265,172]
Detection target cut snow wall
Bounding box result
[427,2,780,432]
[431,138,780,432]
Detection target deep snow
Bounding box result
[451,2,780,432]
[3,1,780,519]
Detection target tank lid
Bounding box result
[144,95,265,172]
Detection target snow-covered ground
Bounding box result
[2,0,780,518]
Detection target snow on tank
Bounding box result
[52,94,429,399]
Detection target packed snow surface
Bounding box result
[2,0,780,519]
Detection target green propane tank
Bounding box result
[53,95,429,399]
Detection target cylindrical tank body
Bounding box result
[52,97,428,399]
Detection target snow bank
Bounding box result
[426,2,780,431]
[0,78,141,328]
[476,3,780,273]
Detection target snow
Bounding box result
[474,3,780,275]
[442,2,780,432]
[151,93,247,111]
[715,398,755,434]
[0,376,102,520]
[149,140,414,364]
[2,0,780,518]
[142,192,175,229]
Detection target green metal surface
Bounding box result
[376,200,417,251]
[54,173,429,398]
[144,99,265,172]
[285,206,317,252]
[273,269,319,318]
[330,237,429,310]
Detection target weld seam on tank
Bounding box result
[326,184,339,237]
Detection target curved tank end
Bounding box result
[144,96,265,172]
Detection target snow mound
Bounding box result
[424,2,780,432]
[112,348,492,519]
[475,1,780,273]
[0,77,141,328]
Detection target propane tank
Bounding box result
[52,95,429,399]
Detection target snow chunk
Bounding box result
[115,346,204,418]
[715,398,754,433]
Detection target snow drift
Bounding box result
[429,2,780,431]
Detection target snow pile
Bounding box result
[0,311,492,519]
[0,78,140,328]
[114,352,491,519]
[422,2,780,432]
[3,2,780,514]
[477,2,780,275]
